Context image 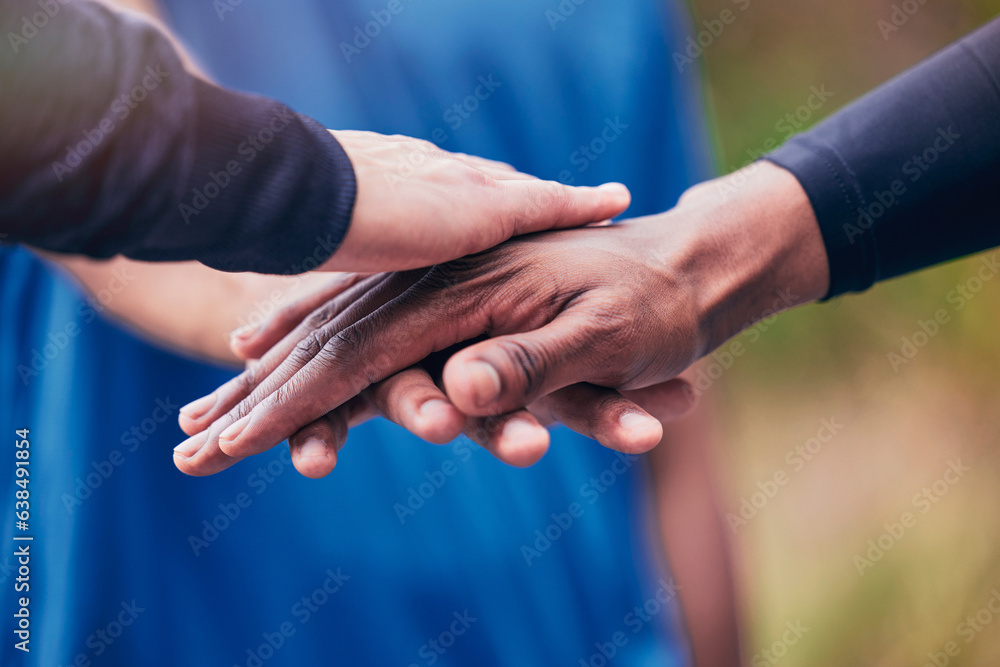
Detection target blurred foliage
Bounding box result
[685,0,1000,664]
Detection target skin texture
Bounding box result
[174,161,830,479]
[81,1,652,473]
[100,0,636,277]
[89,1,741,663]
[322,130,633,273]
[175,273,696,477]
[42,251,687,476]
[43,250,740,664]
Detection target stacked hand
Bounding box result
[321,131,633,272]
[174,161,830,478]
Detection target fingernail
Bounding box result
[619,411,659,437]
[297,437,329,461]
[597,182,630,199]
[419,399,451,420]
[219,415,251,444]
[465,361,501,409]
[179,394,217,421]
[502,418,541,443]
[173,431,208,458]
[230,324,256,343]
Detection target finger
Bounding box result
[173,426,244,477]
[175,393,372,478]
[213,276,490,460]
[528,383,664,455]
[229,273,371,361]
[621,379,698,423]
[442,314,594,417]
[177,273,405,438]
[364,366,466,445]
[499,180,631,236]
[463,410,550,468]
[288,410,349,479]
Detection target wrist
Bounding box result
[670,161,830,356]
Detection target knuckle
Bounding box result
[292,332,325,362]
[234,364,259,395]
[303,303,339,330]
[497,339,551,398]
[538,181,570,217]
[226,399,254,426]
[465,165,495,189]
[327,328,380,387]
[330,326,361,353]
[270,376,304,415]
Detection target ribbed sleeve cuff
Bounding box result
[136,78,356,274]
[765,136,877,299]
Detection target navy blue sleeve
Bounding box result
[765,17,1000,298]
[0,0,355,275]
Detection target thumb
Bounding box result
[442,317,591,416]
[501,180,631,236]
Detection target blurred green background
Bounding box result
[685,0,1000,664]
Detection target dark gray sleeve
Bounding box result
[765,18,1000,298]
[0,0,355,274]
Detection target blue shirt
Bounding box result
[0,1,711,664]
